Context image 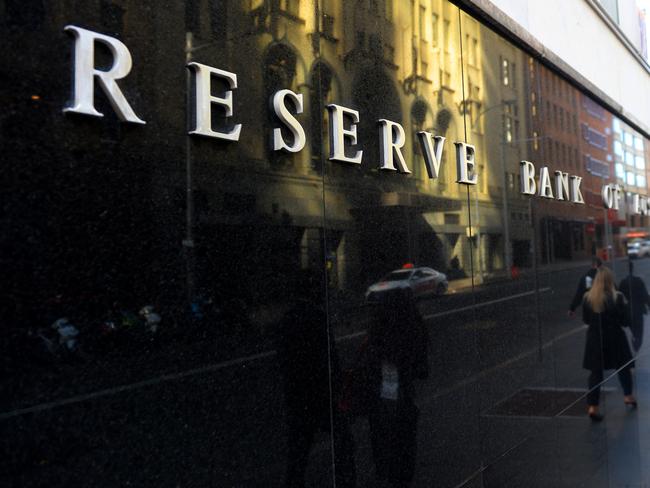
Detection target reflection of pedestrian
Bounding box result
[367,288,429,487]
[619,261,650,352]
[568,257,602,317]
[275,274,355,488]
[581,267,636,421]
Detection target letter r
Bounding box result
[63,25,145,124]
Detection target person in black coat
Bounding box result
[618,260,650,351]
[582,267,636,421]
[366,288,429,487]
[275,272,356,488]
[568,257,602,317]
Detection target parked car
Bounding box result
[627,239,650,259]
[365,267,448,302]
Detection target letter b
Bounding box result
[520,161,536,195]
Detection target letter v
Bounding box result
[417,132,446,179]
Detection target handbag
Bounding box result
[338,337,373,416]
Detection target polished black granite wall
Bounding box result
[1,1,649,486]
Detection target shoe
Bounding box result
[588,406,603,422]
[624,398,638,409]
[589,412,604,422]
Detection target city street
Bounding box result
[3,258,650,486]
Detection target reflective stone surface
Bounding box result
[2,1,650,487]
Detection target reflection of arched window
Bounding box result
[264,43,298,166]
[309,61,334,172]
[352,66,401,175]
[411,99,431,180]
[435,108,454,187]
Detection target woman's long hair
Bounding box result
[585,266,617,313]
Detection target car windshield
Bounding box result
[381,270,414,282]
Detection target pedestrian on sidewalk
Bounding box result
[618,260,650,352]
[581,266,637,421]
[276,272,356,488]
[568,257,602,317]
[366,288,429,487]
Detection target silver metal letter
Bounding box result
[601,184,614,209]
[454,142,478,185]
[272,89,306,153]
[632,193,643,215]
[378,119,411,173]
[327,104,363,165]
[570,175,585,204]
[520,161,536,195]
[63,25,145,124]
[187,62,241,141]
[417,132,445,179]
[538,167,554,199]
[554,171,570,201]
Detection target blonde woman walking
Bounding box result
[582,267,636,421]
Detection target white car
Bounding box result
[365,267,448,302]
[627,239,650,259]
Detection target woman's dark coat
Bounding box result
[581,292,633,371]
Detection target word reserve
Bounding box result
[63,25,596,208]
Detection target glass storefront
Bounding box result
[2,1,650,486]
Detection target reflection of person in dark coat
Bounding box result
[568,257,602,316]
[275,274,355,488]
[367,288,429,487]
[582,267,636,420]
[618,261,650,351]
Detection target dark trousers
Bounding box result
[587,365,633,406]
[285,410,356,488]
[630,316,644,352]
[369,399,419,487]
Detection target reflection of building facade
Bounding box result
[477,26,531,271]
[613,116,649,244]
[6,1,650,488]
[181,0,506,299]
[578,93,616,259]
[528,61,614,264]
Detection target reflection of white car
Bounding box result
[628,240,650,258]
[365,267,448,302]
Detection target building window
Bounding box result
[582,96,606,120]
[385,0,393,19]
[501,58,510,86]
[634,136,644,151]
[504,116,513,143]
[507,172,515,191]
[279,0,300,16]
[581,124,608,150]
[614,140,623,157]
[627,172,636,186]
[585,155,610,178]
[613,118,621,134]
[443,19,450,52]
[638,175,646,188]
[624,131,633,146]
[533,131,539,151]
[625,151,634,166]
[616,163,624,178]
[320,0,336,38]
[635,155,645,170]
[503,104,518,144]
[431,12,439,46]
